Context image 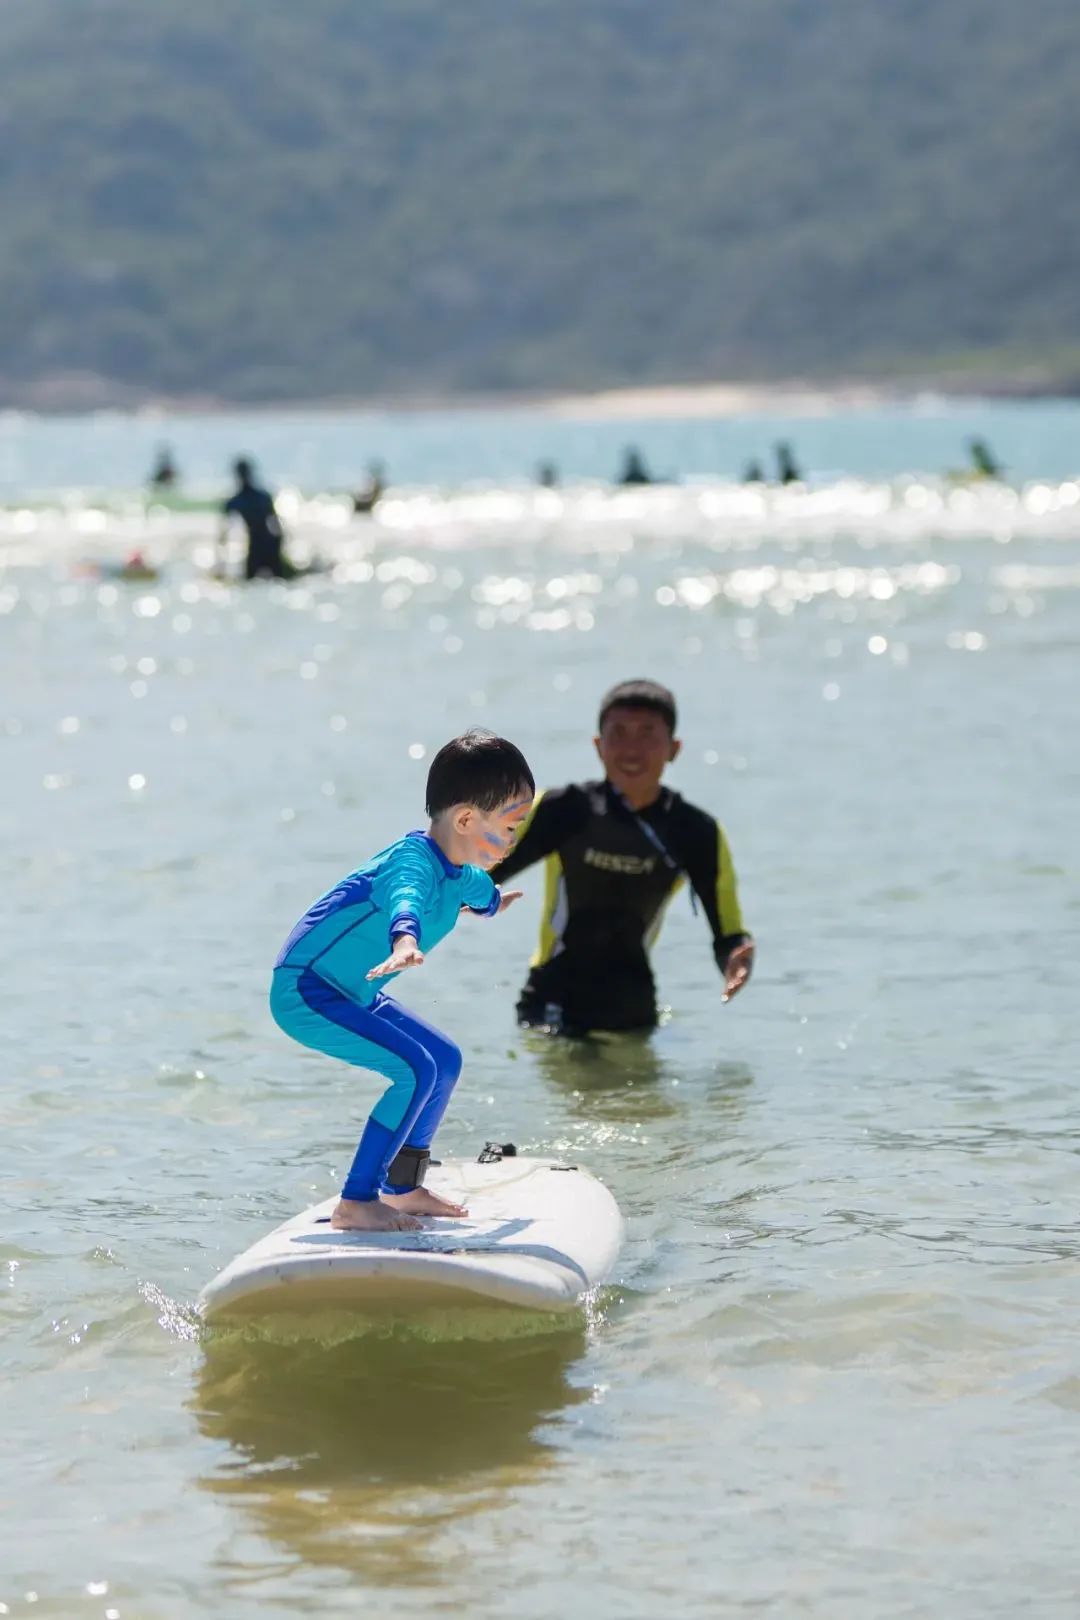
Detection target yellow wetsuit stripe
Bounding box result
[715,823,745,935]
[532,852,565,966]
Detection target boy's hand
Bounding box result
[367,935,425,980]
[721,940,755,1003]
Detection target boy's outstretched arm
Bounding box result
[457,861,524,918]
[681,813,755,1003]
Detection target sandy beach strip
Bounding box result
[536,379,899,420]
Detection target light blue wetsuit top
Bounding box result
[274,830,500,1004]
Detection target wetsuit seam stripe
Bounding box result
[295,968,423,1085]
[305,903,379,972]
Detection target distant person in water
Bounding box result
[353,460,387,515]
[617,447,653,486]
[149,446,178,490]
[117,548,159,582]
[742,459,765,484]
[220,458,295,580]
[536,461,559,489]
[774,441,803,484]
[968,439,1003,480]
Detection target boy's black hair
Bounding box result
[597,678,677,735]
[426,729,535,816]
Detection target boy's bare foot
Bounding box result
[381,1188,469,1218]
[330,1197,420,1232]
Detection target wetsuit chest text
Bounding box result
[582,847,658,875]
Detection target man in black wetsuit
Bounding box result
[149,445,178,489]
[774,441,803,484]
[219,458,295,580]
[968,438,1004,480]
[491,679,754,1034]
[617,447,654,486]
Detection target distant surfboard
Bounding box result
[199,1149,624,1319]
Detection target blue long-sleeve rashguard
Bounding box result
[270,831,500,1201]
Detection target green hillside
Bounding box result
[2,0,1079,403]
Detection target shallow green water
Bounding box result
[2,403,1079,1618]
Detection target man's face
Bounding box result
[455,796,533,869]
[594,706,679,800]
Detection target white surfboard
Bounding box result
[199,1151,624,1319]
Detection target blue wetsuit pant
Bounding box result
[270,966,462,1200]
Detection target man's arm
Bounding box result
[490,787,589,883]
[678,809,755,1001]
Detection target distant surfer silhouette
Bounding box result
[219,458,295,580]
[774,441,803,484]
[617,447,653,486]
[353,460,387,515]
[149,447,178,490]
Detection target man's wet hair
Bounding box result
[597,678,677,735]
[426,729,535,816]
[233,457,255,484]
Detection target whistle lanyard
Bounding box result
[612,789,699,915]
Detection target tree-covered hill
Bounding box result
[2,0,1079,404]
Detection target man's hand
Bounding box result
[367,935,425,980]
[722,940,755,1003]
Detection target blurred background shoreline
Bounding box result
[5,372,1080,421]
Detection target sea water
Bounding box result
[2,398,1079,1618]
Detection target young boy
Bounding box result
[270,730,533,1232]
[491,679,754,1035]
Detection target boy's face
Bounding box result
[595,705,679,802]
[452,795,533,869]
